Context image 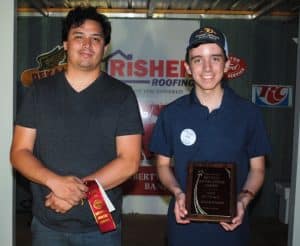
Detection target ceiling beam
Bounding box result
[29,0,48,16]
[147,0,155,17]
[252,0,285,19]
[17,6,297,19]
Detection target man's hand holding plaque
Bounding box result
[174,191,190,224]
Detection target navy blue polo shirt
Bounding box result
[150,85,270,192]
[149,85,271,245]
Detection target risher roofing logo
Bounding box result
[104,49,194,87]
[20,45,67,86]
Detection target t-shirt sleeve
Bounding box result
[247,108,271,158]
[115,88,144,136]
[15,84,37,129]
[148,109,173,157]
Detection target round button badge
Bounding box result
[180,128,196,146]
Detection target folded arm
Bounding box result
[10,125,87,210]
[83,134,142,190]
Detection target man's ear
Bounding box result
[224,58,231,73]
[104,44,109,54]
[184,61,192,75]
[63,41,68,51]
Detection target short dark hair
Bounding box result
[62,6,111,45]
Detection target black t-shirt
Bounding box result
[16,72,143,232]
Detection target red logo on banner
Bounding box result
[224,56,247,80]
[258,85,286,104]
[252,84,293,107]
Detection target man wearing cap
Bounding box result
[149,26,270,245]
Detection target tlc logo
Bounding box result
[252,85,293,107]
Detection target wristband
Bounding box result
[240,189,255,198]
[174,191,184,198]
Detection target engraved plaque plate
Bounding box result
[186,162,236,222]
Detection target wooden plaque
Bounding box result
[186,162,236,222]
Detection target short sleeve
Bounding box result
[247,109,271,158]
[15,84,37,129]
[115,88,144,136]
[149,108,173,157]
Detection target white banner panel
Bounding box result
[108,19,199,214]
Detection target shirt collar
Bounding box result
[188,82,235,110]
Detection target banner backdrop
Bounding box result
[108,19,199,214]
[16,16,298,218]
[17,18,250,215]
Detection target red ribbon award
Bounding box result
[85,180,116,233]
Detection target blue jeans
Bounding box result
[31,217,121,246]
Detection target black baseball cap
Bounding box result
[186,26,229,58]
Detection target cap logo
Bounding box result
[194,27,220,43]
[196,33,219,41]
[203,27,217,35]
